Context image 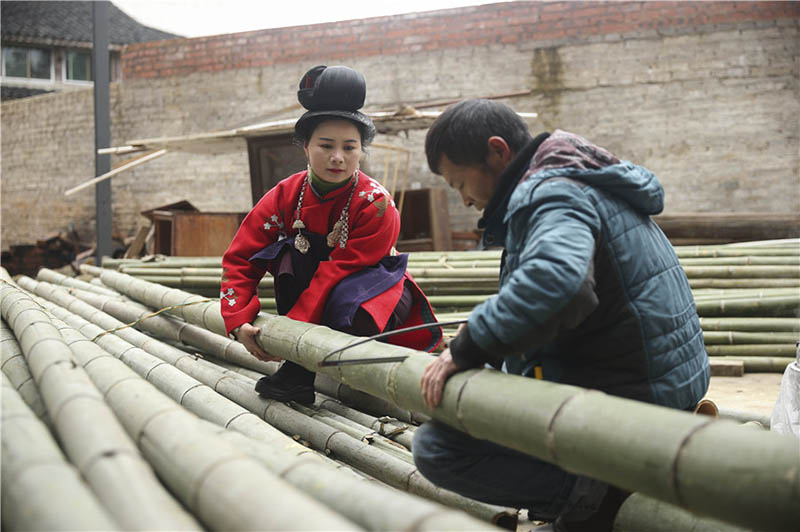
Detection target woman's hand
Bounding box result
[233,323,282,362]
[420,348,461,409]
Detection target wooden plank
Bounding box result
[709,358,744,377]
[123,224,152,259]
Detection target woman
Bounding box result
[221,65,441,405]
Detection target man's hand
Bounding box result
[233,323,282,362]
[421,348,462,409]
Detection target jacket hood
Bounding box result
[522,130,664,215]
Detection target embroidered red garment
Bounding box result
[221,170,439,351]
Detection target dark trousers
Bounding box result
[411,419,609,521]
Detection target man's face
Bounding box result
[438,154,503,211]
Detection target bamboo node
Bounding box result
[89,298,213,342]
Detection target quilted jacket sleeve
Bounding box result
[451,180,601,368]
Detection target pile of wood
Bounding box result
[2,263,796,531]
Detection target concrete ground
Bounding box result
[705,372,783,417]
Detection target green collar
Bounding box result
[310,167,353,196]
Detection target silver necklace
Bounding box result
[292,169,359,254]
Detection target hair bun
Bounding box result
[297,65,366,112]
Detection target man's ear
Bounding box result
[486,136,513,169]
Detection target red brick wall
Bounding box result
[122,1,799,80]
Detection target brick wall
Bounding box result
[122,1,797,79]
[2,1,798,248]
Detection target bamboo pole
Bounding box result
[20,277,515,526]
[705,345,797,357]
[1,319,50,427]
[714,356,795,373]
[689,278,800,289]
[0,281,201,531]
[717,408,772,427]
[694,295,800,317]
[78,267,800,531]
[699,317,800,332]
[39,304,495,531]
[36,267,120,296]
[1,375,119,531]
[702,331,800,345]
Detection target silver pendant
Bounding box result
[294,233,310,254]
[327,220,344,248]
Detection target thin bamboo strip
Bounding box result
[41,305,493,531]
[702,331,800,345]
[82,267,800,531]
[674,246,800,258]
[36,267,120,296]
[705,345,797,357]
[692,288,800,300]
[290,401,415,464]
[680,256,800,266]
[316,394,416,449]
[699,317,800,332]
[0,281,201,531]
[1,319,50,426]
[682,266,800,279]
[689,278,800,289]
[715,356,795,373]
[1,375,119,531]
[22,277,514,526]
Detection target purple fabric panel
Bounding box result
[322,254,409,330]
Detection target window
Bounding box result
[2,46,52,80]
[66,49,92,81]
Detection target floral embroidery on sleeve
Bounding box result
[220,287,237,307]
[359,179,396,208]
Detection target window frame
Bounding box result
[63,48,93,85]
[1,45,54,82]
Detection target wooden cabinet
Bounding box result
[150,211,246,256]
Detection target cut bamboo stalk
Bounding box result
[78,267,800,531]
[21,277,514,526]
[699,317,800,332]
[1,375,119,531]
[689,278,800,289]
[36,267,120,296]
[702,331,800,345]
[715,356,795,373]
[705,345,797,357]
[0,281,201,531]
[316,394,416,449]
[694,295,800,317]
[1,319,50,426]
[42,308,490,531]
[682,266,800,279]
[680,256,800,266]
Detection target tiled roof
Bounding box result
[1,1,181,44]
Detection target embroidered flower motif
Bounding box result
[358,179,395,206]
[263,213,285,231]
[220,287,237,307]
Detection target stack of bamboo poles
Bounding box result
[2,270,518,531]
[99,240,800,374]
[4,263,796,531]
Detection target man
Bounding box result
[413,99,710,531]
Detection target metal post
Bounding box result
[93,1,112,265]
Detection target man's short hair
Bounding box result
[425,99,533,174]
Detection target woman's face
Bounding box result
[304,120,362,183]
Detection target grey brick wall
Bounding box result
[2,15,797,248]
